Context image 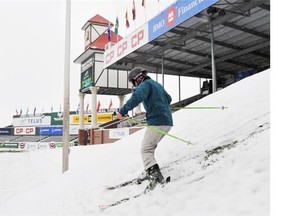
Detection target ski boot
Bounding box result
[146,164,165,191]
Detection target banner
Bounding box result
[70,114,91,124]
[104,23,149,68]
[18,142,57,150]
[148,0,220,41]
[38,126,63,135]
[50,112,63,125]
[70,114,113,124]
[0,128,13,135]
[0,142,18,149]
[13,116,51,126]
[97,113,113,123]
[14,127,36,135]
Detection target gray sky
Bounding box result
[0,0,201,127]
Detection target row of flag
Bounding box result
[75,99,113,113]
[15,107,42,117]
[127,0,149,28]
[108,0,160,41]
[81,100,102,113]
[16,99,114,116]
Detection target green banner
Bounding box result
[0,142,19,149]
[56,142,75,147]
[51,112,63,125]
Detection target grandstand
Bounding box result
[1,0,270,147]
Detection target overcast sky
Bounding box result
[0,0,202,127]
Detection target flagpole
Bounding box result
[142,0,146,22]
[62,0,71,173]
[115,15,119,43]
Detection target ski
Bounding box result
[104,176,148,190]
[99,191,144,209]
[99,176,170,210]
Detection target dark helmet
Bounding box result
[128,67,147,82]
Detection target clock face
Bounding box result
[85,30,90,41]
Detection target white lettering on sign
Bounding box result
[153,19,165,32]
[178,0,204,16]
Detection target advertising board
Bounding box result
[13,116,51,127]
[148,0,219,41]
[14,127,36,135]
[104,23,149,68]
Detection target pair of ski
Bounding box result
[99,176,171,209]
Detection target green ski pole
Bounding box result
[127,118,193,145]
[172,106,228,110]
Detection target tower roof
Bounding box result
[81,14,114,30]
[86,31,123,50]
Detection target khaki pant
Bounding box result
[141,126,172,170]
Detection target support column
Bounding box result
[118,95,125,109]
[211,22,217,93]
[79,92,85,129]
[90,86,98,128]
[199,78,202,94]
[78,92,86,145]
[178,75,181,101]
[156,67,159,82]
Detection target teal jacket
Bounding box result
[119,77,173,126]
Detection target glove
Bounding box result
[116,112,123,120]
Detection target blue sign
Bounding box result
[39,126,63,135]
[148,0,219,41]
[0,128,13,135]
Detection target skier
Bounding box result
[117,67,173,190]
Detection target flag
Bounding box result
[33,107,36,116]
[51,105,53,113]
[142,0,146,8]
[96,101,101,112]
[115,16,119,35]
[108,99,113,110]
[25,108,29,117]
[107,22,111,41]
[125,8,130,28]
[132,0,136,20]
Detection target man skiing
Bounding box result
[117,67,173,190]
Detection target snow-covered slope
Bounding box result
[0,69,270,216]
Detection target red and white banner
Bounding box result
[104,23,149,68]
[14,127,36,135]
